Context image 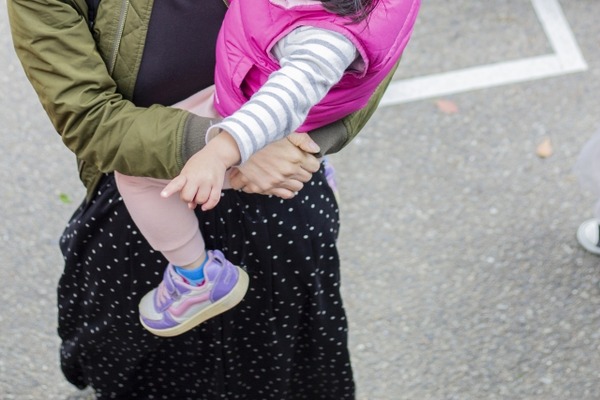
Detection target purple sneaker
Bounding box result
[139,250,249,337]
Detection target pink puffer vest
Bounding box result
[213,0,421,131]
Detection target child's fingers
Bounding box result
[161,176,187,198]
[192,185,211,208]
[180,184,200,204]
[201,186,222,211]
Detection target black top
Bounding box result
[132,0,228,107]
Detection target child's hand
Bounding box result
[161,131,241,211]
[161,151,227,211]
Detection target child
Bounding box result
[115,0,421,337]
[574,128,600,255]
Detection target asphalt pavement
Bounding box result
[1,0,600,399]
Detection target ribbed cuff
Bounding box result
[181,114,222,163]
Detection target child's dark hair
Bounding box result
[320,0,379,23]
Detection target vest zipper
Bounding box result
[108,0,130,75]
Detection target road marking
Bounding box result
[380,0,588,106]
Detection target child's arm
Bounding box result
[165,26,357,208]
[209,26,359,163]
[230,59,401,196]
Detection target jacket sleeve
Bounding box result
[7,0,213,185]
[308,58,400,157]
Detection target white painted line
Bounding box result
[530,0,587,70]
[380,55,563,106]
[381,0,588,106]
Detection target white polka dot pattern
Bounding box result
[57,167,354,399]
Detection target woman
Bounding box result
[7,0,397,398]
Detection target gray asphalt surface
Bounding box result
[1,1,600,399]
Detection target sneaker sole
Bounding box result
[576,219,600,255]
[141,266,250,337]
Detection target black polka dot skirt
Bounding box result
[57,166,355,399]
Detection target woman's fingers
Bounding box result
[230,134,319,197]
[286,132,320,154]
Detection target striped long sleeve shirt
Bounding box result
[208,26,359,163]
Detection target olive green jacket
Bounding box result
[7,0,396,200]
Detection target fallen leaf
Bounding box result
[435,99,459,114]
[59,192,72,204]
[536,138,553,158]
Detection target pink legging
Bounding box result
[115,173,207,266]
[115,86,223,266]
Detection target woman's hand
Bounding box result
[229,132,321,198]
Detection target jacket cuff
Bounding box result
[181,114,222,163]
[308,120,349,158]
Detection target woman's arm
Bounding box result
[7,0,212,184]
[308,57,401,157]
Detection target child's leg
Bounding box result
[115,87,249,337]
[114,171,206,269]
[116,171,249,338]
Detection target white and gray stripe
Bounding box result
[210,26,358,163]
